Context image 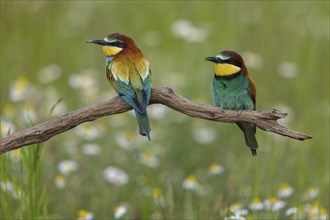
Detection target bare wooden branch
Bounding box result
[0,87,312,154]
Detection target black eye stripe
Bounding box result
[226,59,240,67]
[108,41,127,48]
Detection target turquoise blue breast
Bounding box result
[211,73,254,110]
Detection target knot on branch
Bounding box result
[257,109,288,120]
[271,108,288,119]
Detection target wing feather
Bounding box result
[247,75,256,108]
[108,59,151,114]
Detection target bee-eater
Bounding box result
[205,50,258,155]
[87,33,151,140]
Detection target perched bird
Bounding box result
[87,33,151,140]
[205,50,258,155]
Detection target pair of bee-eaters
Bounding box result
[87,33,258,155]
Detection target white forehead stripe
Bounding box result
[216,54,230,61]
[104,37,118,44]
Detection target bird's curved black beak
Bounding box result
[86,39,107,46]
[205,56,221,63]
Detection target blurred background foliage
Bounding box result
[0,1,329,219]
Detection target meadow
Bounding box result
[0,1,329,219]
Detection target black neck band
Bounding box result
[214,71,241,80]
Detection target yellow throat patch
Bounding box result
[102,46,122,57]
[214,63,241,77]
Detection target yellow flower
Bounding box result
[12,187,24,200]
[182,175,199,191]
[249,198,264,211]
[54,174,66,189]
[58,160,78,175]
[152,187,165,206]
[0,120,15,137]
[0,180,13,192]
[224,213,246,220]
[114,204,127,219]
[1,180,24,199]
[115,130,138,149]
[308,202,328,220]
[285,207,298,216]
[263,196,286,211]
[230,202,248,215]
[10,76,32,102]
[152,187,162,199]
[77,209,94,220]
[303,186,319,200]
[230,202,242,213]
[9,149,22,161]
[208,163,224,175]
[140,151,159,168]
[277,183,294,198]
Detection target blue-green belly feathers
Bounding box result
[211,73,254,110]
[212,73,258,156]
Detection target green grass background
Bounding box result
[1,1,329,219]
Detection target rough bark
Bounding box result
[0,87,312,154]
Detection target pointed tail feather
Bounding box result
[135,110,151,140]
[236,122,259,156]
